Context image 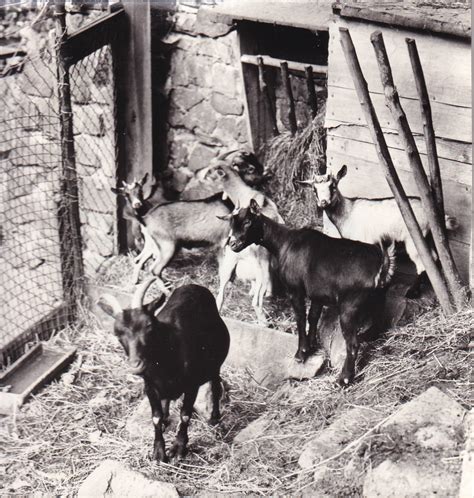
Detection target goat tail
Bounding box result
[374,238,396,288]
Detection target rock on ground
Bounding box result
[233,415,272,445]
[459,410,474,498]
[298,406,381,469]
[363,458,459,498]
[77,460,178,498]
[381,386,466,447]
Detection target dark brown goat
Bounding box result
[227,199,396,387]
[98,279,230,462]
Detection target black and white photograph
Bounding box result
[0,0,472,495]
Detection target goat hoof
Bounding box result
[337,374,354,388]
[167,444,186,461]
[294,350,308,363]
[152,452,168,463]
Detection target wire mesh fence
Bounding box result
[0,7,119,368]
[69,44,118,279]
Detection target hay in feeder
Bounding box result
[264,106,327,228]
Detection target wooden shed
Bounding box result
[324,2,472,284]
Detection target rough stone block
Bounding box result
[298,406,381,469]
[70,72,93,105]
[188,142,216,171]
[20,58,54,98]
[211,63,239,98]
[195,37,233,65]
[210,92,243,116]
[83,225,114,258]
[286,353,325,381]
[171,86,205,112]
[77,460,179,498]
[195,10,233,38]
[213,115,248,145]
[10,133,60,168]
[460,410,474,498]
[73,103,111,137]
[81,172,115,214]
[171,51,213,88]
[233,415,271,445]
[85,211,114,235]
[188,100,218,135]
[83,249,107,278]
[75,134,114,172]
[363,459,458,498]
[381,387,466,441]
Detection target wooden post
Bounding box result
[114,1,153,251]
[338,27,455,315]
[370,30,465,310]
[305,65,318,118]
[280,61,297,135]
[55,0,84,321]
[257,56,279,136]
[405,38,445,222]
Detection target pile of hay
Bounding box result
[1,295,471,495]
[264,106,327,228]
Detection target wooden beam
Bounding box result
[338,27,455,315]
[113,1,153,251]
[60,8,127,67]
[241,54,327,76]
[334,3,471,40]
[371,30,466,310]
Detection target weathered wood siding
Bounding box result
[325,16,472,284]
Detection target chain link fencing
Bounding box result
[0,8,118,368]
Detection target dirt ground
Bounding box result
[1,250,472,496]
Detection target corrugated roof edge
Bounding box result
[333,3,471,40]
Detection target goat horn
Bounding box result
[122,181,129,187]
[216,149,240,161]
[296,179,314,185]
[131,277,156,309]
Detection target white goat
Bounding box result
[302,164,458,298]
[202,161,284,324]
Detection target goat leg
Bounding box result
[290,293,309,362]
[168,387,198,460]
[145,383,167,462]
[209,375,223,426]
[308,301,323,353]
[216,247,238,310]
[338,314,359,388]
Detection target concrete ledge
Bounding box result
[88,284,325,388]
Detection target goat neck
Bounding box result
[323,190,354,229]
[222,169,259,207]
[258,215,291,255]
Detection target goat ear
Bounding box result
[249,198,261,215]
[216,213,232,221]
[146,294,166,316]
[336,165,347,181]
[110,187,123,195]
[97,294,122,318]
[139,172,149,186]
[296,179,313,187]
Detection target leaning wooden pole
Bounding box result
[338,27,454,314]
[280,61,297,135]
[55,0,85,322]
[257,56,278,136]
[370,31,465,310]
[305,65,318,118]
[405,38,445,222]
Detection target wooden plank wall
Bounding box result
[325,17,472,284]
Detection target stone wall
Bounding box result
[163,5,250,173]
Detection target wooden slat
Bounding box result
[326,121,472,165]
[328,18,471,109]
[326,149,472,246]
[61,8,127,67]
[326,86,472,144]
[326,132,472,186]
[241,54,327,76]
